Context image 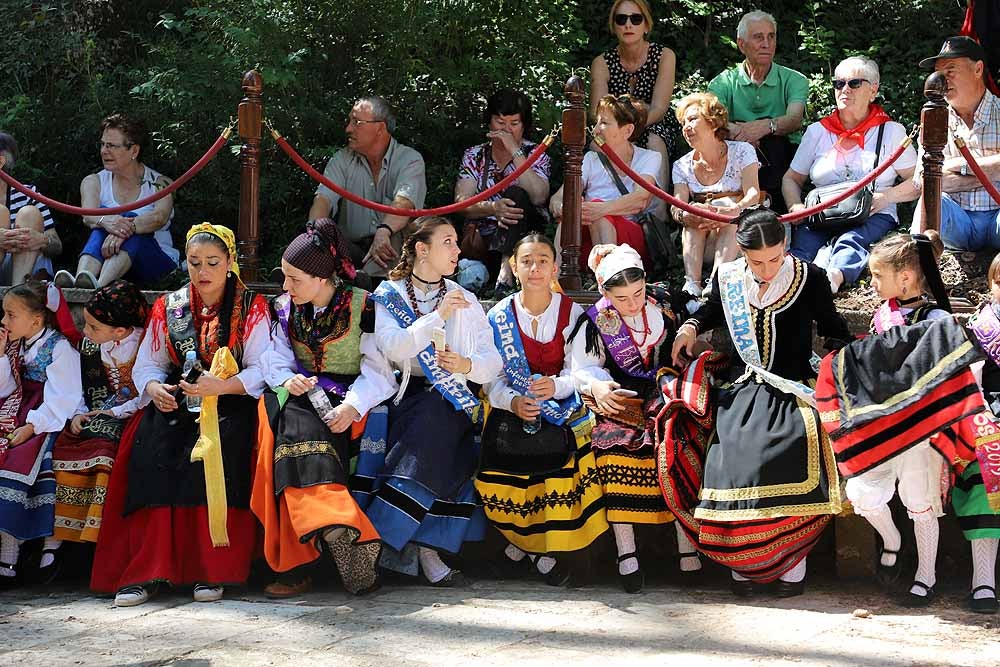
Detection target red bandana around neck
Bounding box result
[819,103,892,150]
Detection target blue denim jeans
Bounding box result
[790,212,896,285]
[939,196,1000,251]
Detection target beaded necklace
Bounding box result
[406,274,445,313]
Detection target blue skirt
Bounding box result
[0,433,58,540]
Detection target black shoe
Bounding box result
[967,586,999,614]
[38,548,62,585]
[775,579,805,598]
[617,552,644,594]
[900,580,936,608]
[875,544,902,587]
[424,569,466,588]
[543,559,572,588]
[730,578,754,598]
[492,552,534,580]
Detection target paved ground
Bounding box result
[1,575,997,667]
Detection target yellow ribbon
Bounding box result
[186,222,240,277]
[189,346,239,547]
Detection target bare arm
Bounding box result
[732,102,806,144]
[129,174,174,234]
[646,47,677,127]
[41,228,61,258]
[308,193,334,221]
[589,55,610,121]
[782,168,809,212]
[582,174,655,221]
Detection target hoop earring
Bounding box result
[227,271,232,278]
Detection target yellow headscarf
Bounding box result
[186,222,240,277]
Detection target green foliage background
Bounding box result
[0,0,966,271]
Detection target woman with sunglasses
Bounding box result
[782,56,918,294]
[55,114,178,289]
[590,0,677,191]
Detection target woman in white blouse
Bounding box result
[91,224,272,607]
[367,216,502,586]
[476,234,609,586]
[671,93,761,302]
[0,281,81,583]
[251,218,393,598]
[782,56,919,293]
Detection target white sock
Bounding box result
[859,505,901,567]
[675,522,702,572]
[530,555,556,575]
[0,532,20,576]
[613,523,639,576]
[39,537,62,568]
[418,546,452,583]
[971,538,999,600]
[504,544,526,562]
[731,570,749,582]
[910,515,939,595]
[780,557,807,583]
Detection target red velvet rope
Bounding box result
[0,129,232,217]
[956,138,1000,206]
[597,135,913,224]
[274,131,552,217]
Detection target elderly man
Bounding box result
[308,95,427,279]
[915,37,1000,250]
[0,132,62,285]
[707,10,808,212]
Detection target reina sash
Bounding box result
[585,297,658,381]
[488,295,581,426]
[371,282,481,422]
[717,258,817,407]
[273,294,349,397]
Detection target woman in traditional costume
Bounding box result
[571,243,698,593]
[47,281,148,575]
[477,234,608,584]
[670,208,851,597]
[0,282,81,583]
[91,223,270,606]
[252,218,392,597]
[363,216,501,586]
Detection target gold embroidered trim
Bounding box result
[274,440,341,464]
[55,485,107,507]
[698,515,814,545]
[756,259,806,369]
[819,410,840,423]
[699,522,830,562]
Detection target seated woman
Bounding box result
[782,56,918,294]
[90,224,270,606]
[550,94,659,271]
[671,93,760,303]
[571,244,699,593]
[252,218,393,597]
[366,216,502,585]
[0,132,62,285]
[55,113,178,289]
[670,209,851,597]
[454,89,551,295]
[48,281,148,574]
[477,234,609,584]
[0,282,82,583]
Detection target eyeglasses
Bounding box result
[832,78,870,90]
[614,13,644,26]
[346,116,385,127]
[96,141,133,151]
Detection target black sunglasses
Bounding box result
[614,13,644,26]
[833,78,870,90]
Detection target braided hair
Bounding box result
[388,216,454,280]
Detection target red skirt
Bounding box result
[579,214,650,271]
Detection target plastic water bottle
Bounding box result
[183,350,202,413]
[307,384,335,421]
[522,373,543,435]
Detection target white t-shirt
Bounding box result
[672,140,759,197]
[582,147,662,217]
[790,120,917,222]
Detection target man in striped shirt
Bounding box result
[0,132,63,285]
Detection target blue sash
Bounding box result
[371,283,481,421]
[488,295,581,426]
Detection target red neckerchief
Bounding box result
[819,104,892,150]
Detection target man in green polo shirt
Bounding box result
[708,10,808,212]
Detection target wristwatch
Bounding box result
[768,119,777,135]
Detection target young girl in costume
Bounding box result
[366,216,502,586]
[47,281,148,571]
[477,234,608,585]
[0,281,82,583]
[572,243,700,593]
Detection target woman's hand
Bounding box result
[581,200,608,225]
[101,233,124,259]
[870,192,890,214]
[325,403,360,434]
[147,381,179,413]
[180,371,228,398]
[487,129,521,155]
[672,324,698,367]
[591,380,625,416]
[493,198,524,230]
[69,413,90,435]
[8,423,35,447]
[0,327,9,351]
[100,215,133,238]
[437,348,472,374]
[511,395,541,421]
[437,290,471,321]
[283,374,315,397]
[529,375,556,402]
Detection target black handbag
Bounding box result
[803,122,885,234]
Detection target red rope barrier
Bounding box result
[273,128,554,217]
[0,127,233,217]
[596,133,914,224]
[955,138,1000,206]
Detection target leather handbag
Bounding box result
[803,123,885,234]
